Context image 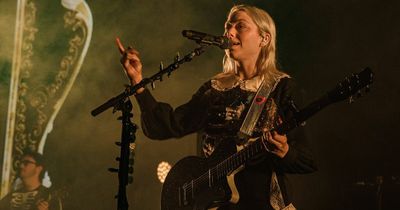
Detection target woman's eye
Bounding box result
[236,23,246,30]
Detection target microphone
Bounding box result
[182,30,232,49]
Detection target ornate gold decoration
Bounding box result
[1,0,93,196]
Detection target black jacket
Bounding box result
[135,76,317,210]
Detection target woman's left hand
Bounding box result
[266,131,289,158]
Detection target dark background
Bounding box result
[1,0,399,209]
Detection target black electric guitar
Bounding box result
[161,68,374,210]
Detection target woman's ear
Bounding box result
[260,33,271,47]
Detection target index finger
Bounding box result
[116,37,125,54]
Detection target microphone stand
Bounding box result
[91,44,209,210]
[91,44,207,117]
[108,98,136,210]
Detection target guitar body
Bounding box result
[161,139,238,210]
[161,156,230,210]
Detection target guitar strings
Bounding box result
[181,139,264,193]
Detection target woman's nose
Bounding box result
[226,28,235,39]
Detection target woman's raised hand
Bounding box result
[116,37,143,86]
[116,38,145,94]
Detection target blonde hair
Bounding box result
[223,5,287,83]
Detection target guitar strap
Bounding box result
[238,78,273,139]
[238,75,296,210]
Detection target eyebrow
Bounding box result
[232,18,249,23]
[225,19,250,28]
[226,18,250,25]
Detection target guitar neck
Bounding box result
[190,93,333,188]
[275,94,331,134]
[195,92,337,186]
[214,139,265,178]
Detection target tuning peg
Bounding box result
[159,61,164,71]
[116,157,121,161]
[175,52,180,62]
[365,85,371,93]
[129,167,134,174]
[158,62,164,82]
[129,158,134,165]
[128,176,133,184]
[151,81,155,89]
[108,168,118,173]
[115,141,121,146]
[173,53,180,68]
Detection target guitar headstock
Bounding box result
[327,67,374,104]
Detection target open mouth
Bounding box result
[229,41,241,49]
[232,41,241,46]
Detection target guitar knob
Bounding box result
[129,167,134,174]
